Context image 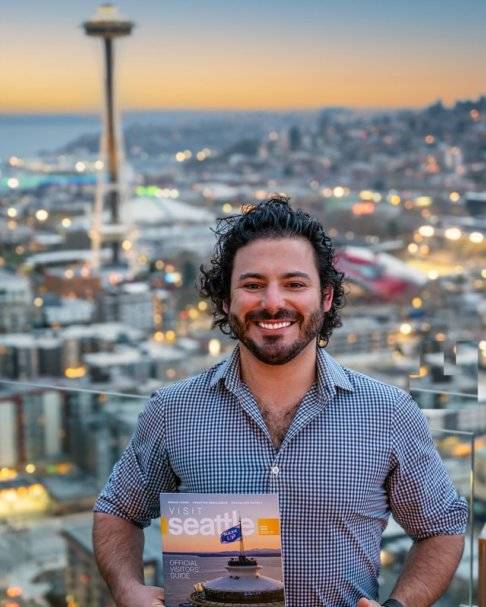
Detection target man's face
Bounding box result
[225,237,333,365]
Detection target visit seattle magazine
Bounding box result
[160,493,285,606]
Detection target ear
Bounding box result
[222,300,229,314]
[322,287,333,312]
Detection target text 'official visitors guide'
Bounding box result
[160,493,285,607]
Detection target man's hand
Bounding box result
[115,582,164,607]
[93,513,165,607]
[356,599,382,607]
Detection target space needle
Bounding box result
[83,4,134,268]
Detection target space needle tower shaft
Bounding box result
[83,4,134,265]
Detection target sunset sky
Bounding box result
[2,0,486,112]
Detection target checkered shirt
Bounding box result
[94,346,468,606]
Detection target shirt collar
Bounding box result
[210,344,354,396]
[316,348,354,396]
[210,345,242,392]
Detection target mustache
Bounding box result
[246,310,302,322]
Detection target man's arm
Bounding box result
[357,533,464,607]
[93,512,164,607]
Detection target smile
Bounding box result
[256,321,293,330]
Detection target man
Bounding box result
[93,198,468,607]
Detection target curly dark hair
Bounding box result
[198,197,345,347]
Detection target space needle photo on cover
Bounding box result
[187,516,285,607]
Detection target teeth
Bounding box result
[257,322,291,330]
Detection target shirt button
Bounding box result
[271,466,279,476]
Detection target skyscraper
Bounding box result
[83,4,134,268]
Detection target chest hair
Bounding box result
[258,402,300,449]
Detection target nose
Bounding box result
[261,283,285,314]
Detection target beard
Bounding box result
[228,308,325,365]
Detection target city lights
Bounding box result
[9,156,22,167]
[411,365,429,379]
[208,338,221,356]
[7,177,19,189]
[64,366,87,379]
[75,161,86,172]
[6,586,22,598]
[61,217,72,228]
[359,190,374,200]
[415,196,432,207]
[444,227,462,241]
[399,323,413,335]
[7,207,17,218]
[0,468,18,481]
[35,209,49,221]
[469,231,484,243]
[352,202,375,216]
[175,150,191,162]
[333,186,345,198]
[417,225,434,237]
[449,192,460,203]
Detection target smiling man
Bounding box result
[93,198,468,607]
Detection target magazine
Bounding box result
[160,493,285,607]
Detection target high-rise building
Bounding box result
[0,271,32,333]
[99,282,155,331]
[83,4,134,269]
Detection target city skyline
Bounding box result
[2,0,486,113]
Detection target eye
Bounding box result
[243,283,263,290]
[287,282,305,289]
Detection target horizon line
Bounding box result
[0,97,484,117]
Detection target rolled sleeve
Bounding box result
[386,394,469,540]
[93,391,178,528]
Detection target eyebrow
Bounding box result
[238,272,312,281]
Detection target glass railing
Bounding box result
[0,379,483,606]
[407,381,485,607]
[378,428,476,606]
[480,524,486,607]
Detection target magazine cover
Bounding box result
[160,493,285,607]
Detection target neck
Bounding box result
[239,341,318,406]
